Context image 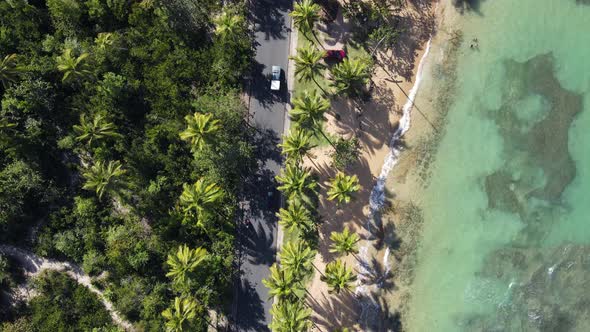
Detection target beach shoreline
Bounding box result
[301,1,448,330]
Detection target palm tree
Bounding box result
[179,178,224,227]
[161,297,198,332]
[277,199,313,233]
[326,171,360,205]
[165,245,208,285]
[0,54,21,89]
[278,129,316,164]
[56,48,93,83]
[279,241,315,279]
[262,263,303,302]
[290,46,326,92]
[330,58,371,97]
[214,7,244,41]
[290,0,322,47]
[289,90,334,148]
[329,227,360,258]
[73,113,122,147]
[82,160,126,200]
[179,112,221,153]
[95,32,114,50]
[320,260,356,294]
[269,300,311,332]
[276,163,317,200]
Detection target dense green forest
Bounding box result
[0,0,253,330]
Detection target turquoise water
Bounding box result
[407,1,590,331]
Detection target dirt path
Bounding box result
[0,244,135,331]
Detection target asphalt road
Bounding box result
[234,0,293,331]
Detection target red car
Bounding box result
[324,50,346,61]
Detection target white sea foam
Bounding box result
[355,38,432,310]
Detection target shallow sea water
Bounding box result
[406,1,590,331]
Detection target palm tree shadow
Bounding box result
[357,292,403,332]
[242,221,276,266]
[308,291,360,330]
[234,279,269,332]
[250,0,292,41]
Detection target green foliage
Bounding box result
[279,129,317,164]
[331,137,359,170]
[320,260,356,294]
[276,163,317,200]
[330,57,372,97]
[179,178,224,229]
[82,160,127,200]
[290,0,321,37]
[326,171,360,205]
[179,113,221,153]
[278,241,315,279]
[262,264,304,302]
[0,0,255,329]
[26,271,115,331]
[165,245,208,289]
[161,296,198,332]
[269,300,311,332]
[290,46,325,86]
[277,200,313,234]
[0,159,43,228]
[329,227,360,257]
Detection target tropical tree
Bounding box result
[329,227,360,257]
[73,113,122,147]
[290,46,326,92]
[290,0,322,46]
[165,245,208,286]
[278,129,316,164]
[326,171,360,205]
[179,178,224,227]
[214,7,244,41]
[0,54,21,89]
[276,163,317,200]
[320,260,356,294]
[161,297,198,332]
[277,200,313,233]
[262,264,303,302]
[289,90,334,147]
[56,48,93,83]
[179,112,221,153]
[330,57,372,97]
[95,32,115,50]
[82,160,126,200]
[279,241,315,279]
[269,300,311,332]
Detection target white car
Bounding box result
[270,65,281,91]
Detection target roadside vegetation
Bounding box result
[0,0,253,330]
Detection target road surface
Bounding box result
[233,0,293,331]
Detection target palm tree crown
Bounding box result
[262,263,304,302]
[326,171,360,204]
[330,57,371,97]
[276,163,317,199]
[95,32,115,50]
[73,113,122,147]
[290,46,325,85]
[56,48,93,83]
[82,160,126,200]
[179,178,224,225]
[290,0,321,38]
[0,54,21,89]
[278,129,316,163]
[166,244,208,285]
[329,227,360,257]
[320,259,356,294]
[179,112,221,153]
[161,297,198,332]
[277,199,313,233]
[269,300,311,332]
[214,8,244,40]
[289,90,330,130]
[279,241,315,279]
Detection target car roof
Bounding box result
[272,65,281,71]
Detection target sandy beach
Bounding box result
[297,1,443,330]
